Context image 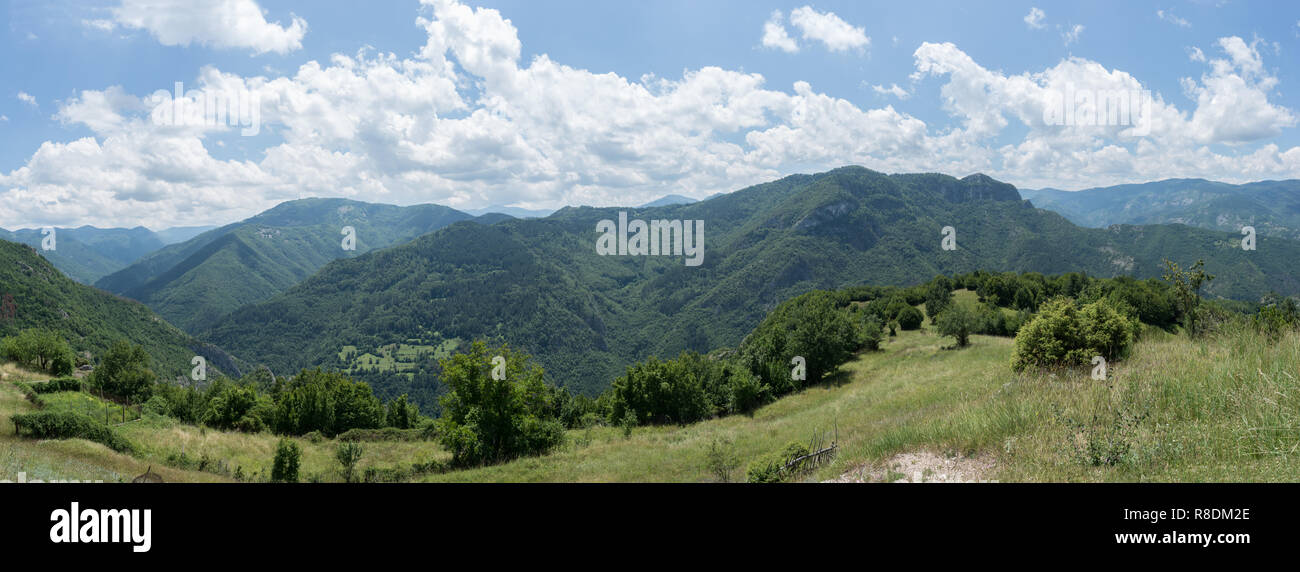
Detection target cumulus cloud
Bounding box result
[761,11,799,53]
[788,6,869,53]
[17,92,37,107]
[1024,8,1046,30]
[101,0,307,55]
[2,1,1299,228]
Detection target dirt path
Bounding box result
[825,451,997,483]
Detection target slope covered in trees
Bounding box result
[95,198,482,333]
[203,167,1300,398]
[0,239,235,379]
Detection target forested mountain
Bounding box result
[0,239,237,380]
[95,198,479,333]
[1021,179,1300,239]
[202,167,1300,400]
[0,226,165,284]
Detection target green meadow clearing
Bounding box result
[5,306,1298,483]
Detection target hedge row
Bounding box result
[11,411,135,453]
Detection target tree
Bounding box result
[1162,259,1215,337]
[924,281,953,324]
[860,315,884,351]
[936,303,977,348]
[271,438,301,483]
[384,394,419,429]
[0,329,75,376]
[435,342,564,466]
[271,369,383,436]
[897,306,924,330]
[1011,297,1135,372]
[336,442,364,482]
[90,340,156,402]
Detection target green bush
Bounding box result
[1011,297,1136,372]
[1,329,76,376]
[89,340,156,403]
[11,411,134,453]
[271,438,301,483]
[435,342,565,466]
[896,306,924,330]
[746,441,811,483]
[936,303,977,347]
[31,377,83,394]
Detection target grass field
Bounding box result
[4,310,1300,483]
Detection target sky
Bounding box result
[1,0,1299,229]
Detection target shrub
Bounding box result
[746,442,811,483]
[896,306,924,330]
[336,442,364,482]
[31,377,83,394]
[11,411,134,453]
[271,439,301,483]
[89,340,156,403]
[435,342,565,466]
[271,369,384,436]
[1,329,75,376]
[1011,297,1135,372]
[860,315,884,351]
[704,437,740,482]
[936,303,977,348]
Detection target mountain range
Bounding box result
[197,167,1300,400]
[93,199,491,333]
[1021,179,1300,239]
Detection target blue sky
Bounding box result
[2,0,1299,229]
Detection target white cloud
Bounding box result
[871,83,910,99]
[1061,24,1084,46]
[101,0,307,55]
[788,6,869,53]
[16,92,37,107]
[1188,47,1206,62]
[2,1,1299,228]
[1157,9,1191,28]
[1024,7,1046,30]
[761,11,799,53]
[0,115,8,122]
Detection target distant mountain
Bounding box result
[0,226,165,284]
[0,239,238,379]
[204,167,1300,399]
[463,205,555,218]
[155,225,218,245]
[639,194,698,208]
[96,198,475,334]
[1021,179,1300,239]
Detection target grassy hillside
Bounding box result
[204,167,1300,398]
[8,310,1299,483]
[95,198,479,333]
[0,239,236,380]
